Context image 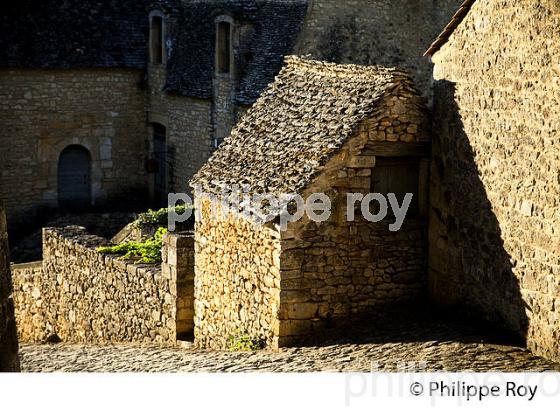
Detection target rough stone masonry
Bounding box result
[428,0,560,362]
[191,57,430,349]
[0,205,20,371]
[12,227,177,344]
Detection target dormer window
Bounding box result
[216,20,232,74]
[150,13,165,64]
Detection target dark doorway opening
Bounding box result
[58,145,92,209]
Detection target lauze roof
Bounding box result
[0,0,149,69]
[0,0,308,106]
[162,0,309,104]
[191,56,419,198]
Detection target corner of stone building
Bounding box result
[0,205,20,372]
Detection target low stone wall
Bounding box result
[10,262,46,343]
[0,206,19,372]
[12,226,177,344]
[162,232,195,338]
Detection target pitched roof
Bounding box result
[0,0,307,105]
[191,56,418,198]
[424,0,476,56]
[0,0,149,69]
[162,0,308,104]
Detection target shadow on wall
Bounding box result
[429,80,529,345]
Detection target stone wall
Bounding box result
[162,232,195,338]
[194,196,282,350]
[278,94,430,346]
[12,226,177,344]
[147,65,213,195]
[295,0,464,98]
[0,69,148,225]
[0,206,19,372]
[429,0,560,361]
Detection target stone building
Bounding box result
[0,205,19,371]
[145,0,309,199]
[191,56,430,349]
[0,0,309,225]
[426,0,560,362]
[0,1,150,225]
[0,0,463,228]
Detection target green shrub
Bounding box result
[98,227,168,264]
[133,205,193,229]
[227,331,265,352]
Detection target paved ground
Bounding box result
[20,313,560,372]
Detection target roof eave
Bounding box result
[423,0,477,57]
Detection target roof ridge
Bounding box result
[283,55,412,80]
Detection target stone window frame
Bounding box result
[215,15,234,76]
[149,10,168,65]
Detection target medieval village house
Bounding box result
[425,0,560,362]
[190,56,430,349]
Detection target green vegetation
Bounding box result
[133,205,193,229]
[97,227,168,264]
[227,331,265,352]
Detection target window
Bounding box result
[371,157,420,215]
[216,21,232,74]
[150,16,164,64]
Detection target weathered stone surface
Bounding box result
[0,69,148,226]
[162,232,195,337]
[295,0,464,99]
[277,108,429,346]
[192,58,430,349]
[18,312,560,372]
[430,0,560,362]
[11,227,178,344]
[192,56,428,200]
[0,205,20,372]
[147,64,214,195]
[194,197,282,350]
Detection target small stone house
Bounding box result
[191,56,430,349]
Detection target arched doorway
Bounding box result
[152,123,167,207]
[58,145,92,208]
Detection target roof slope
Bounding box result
[162,0,308,104]
[0,0,149,69]
[424,0,476,56]
[191,56,418,197]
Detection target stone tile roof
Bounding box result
[191,56,418,197]
[424,0,476,56]
[161,0,308,104]
[0,0,307,105]
[0,0,149,69]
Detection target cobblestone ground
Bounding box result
[20,314,560,373]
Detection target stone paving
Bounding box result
[19,313,560,373]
